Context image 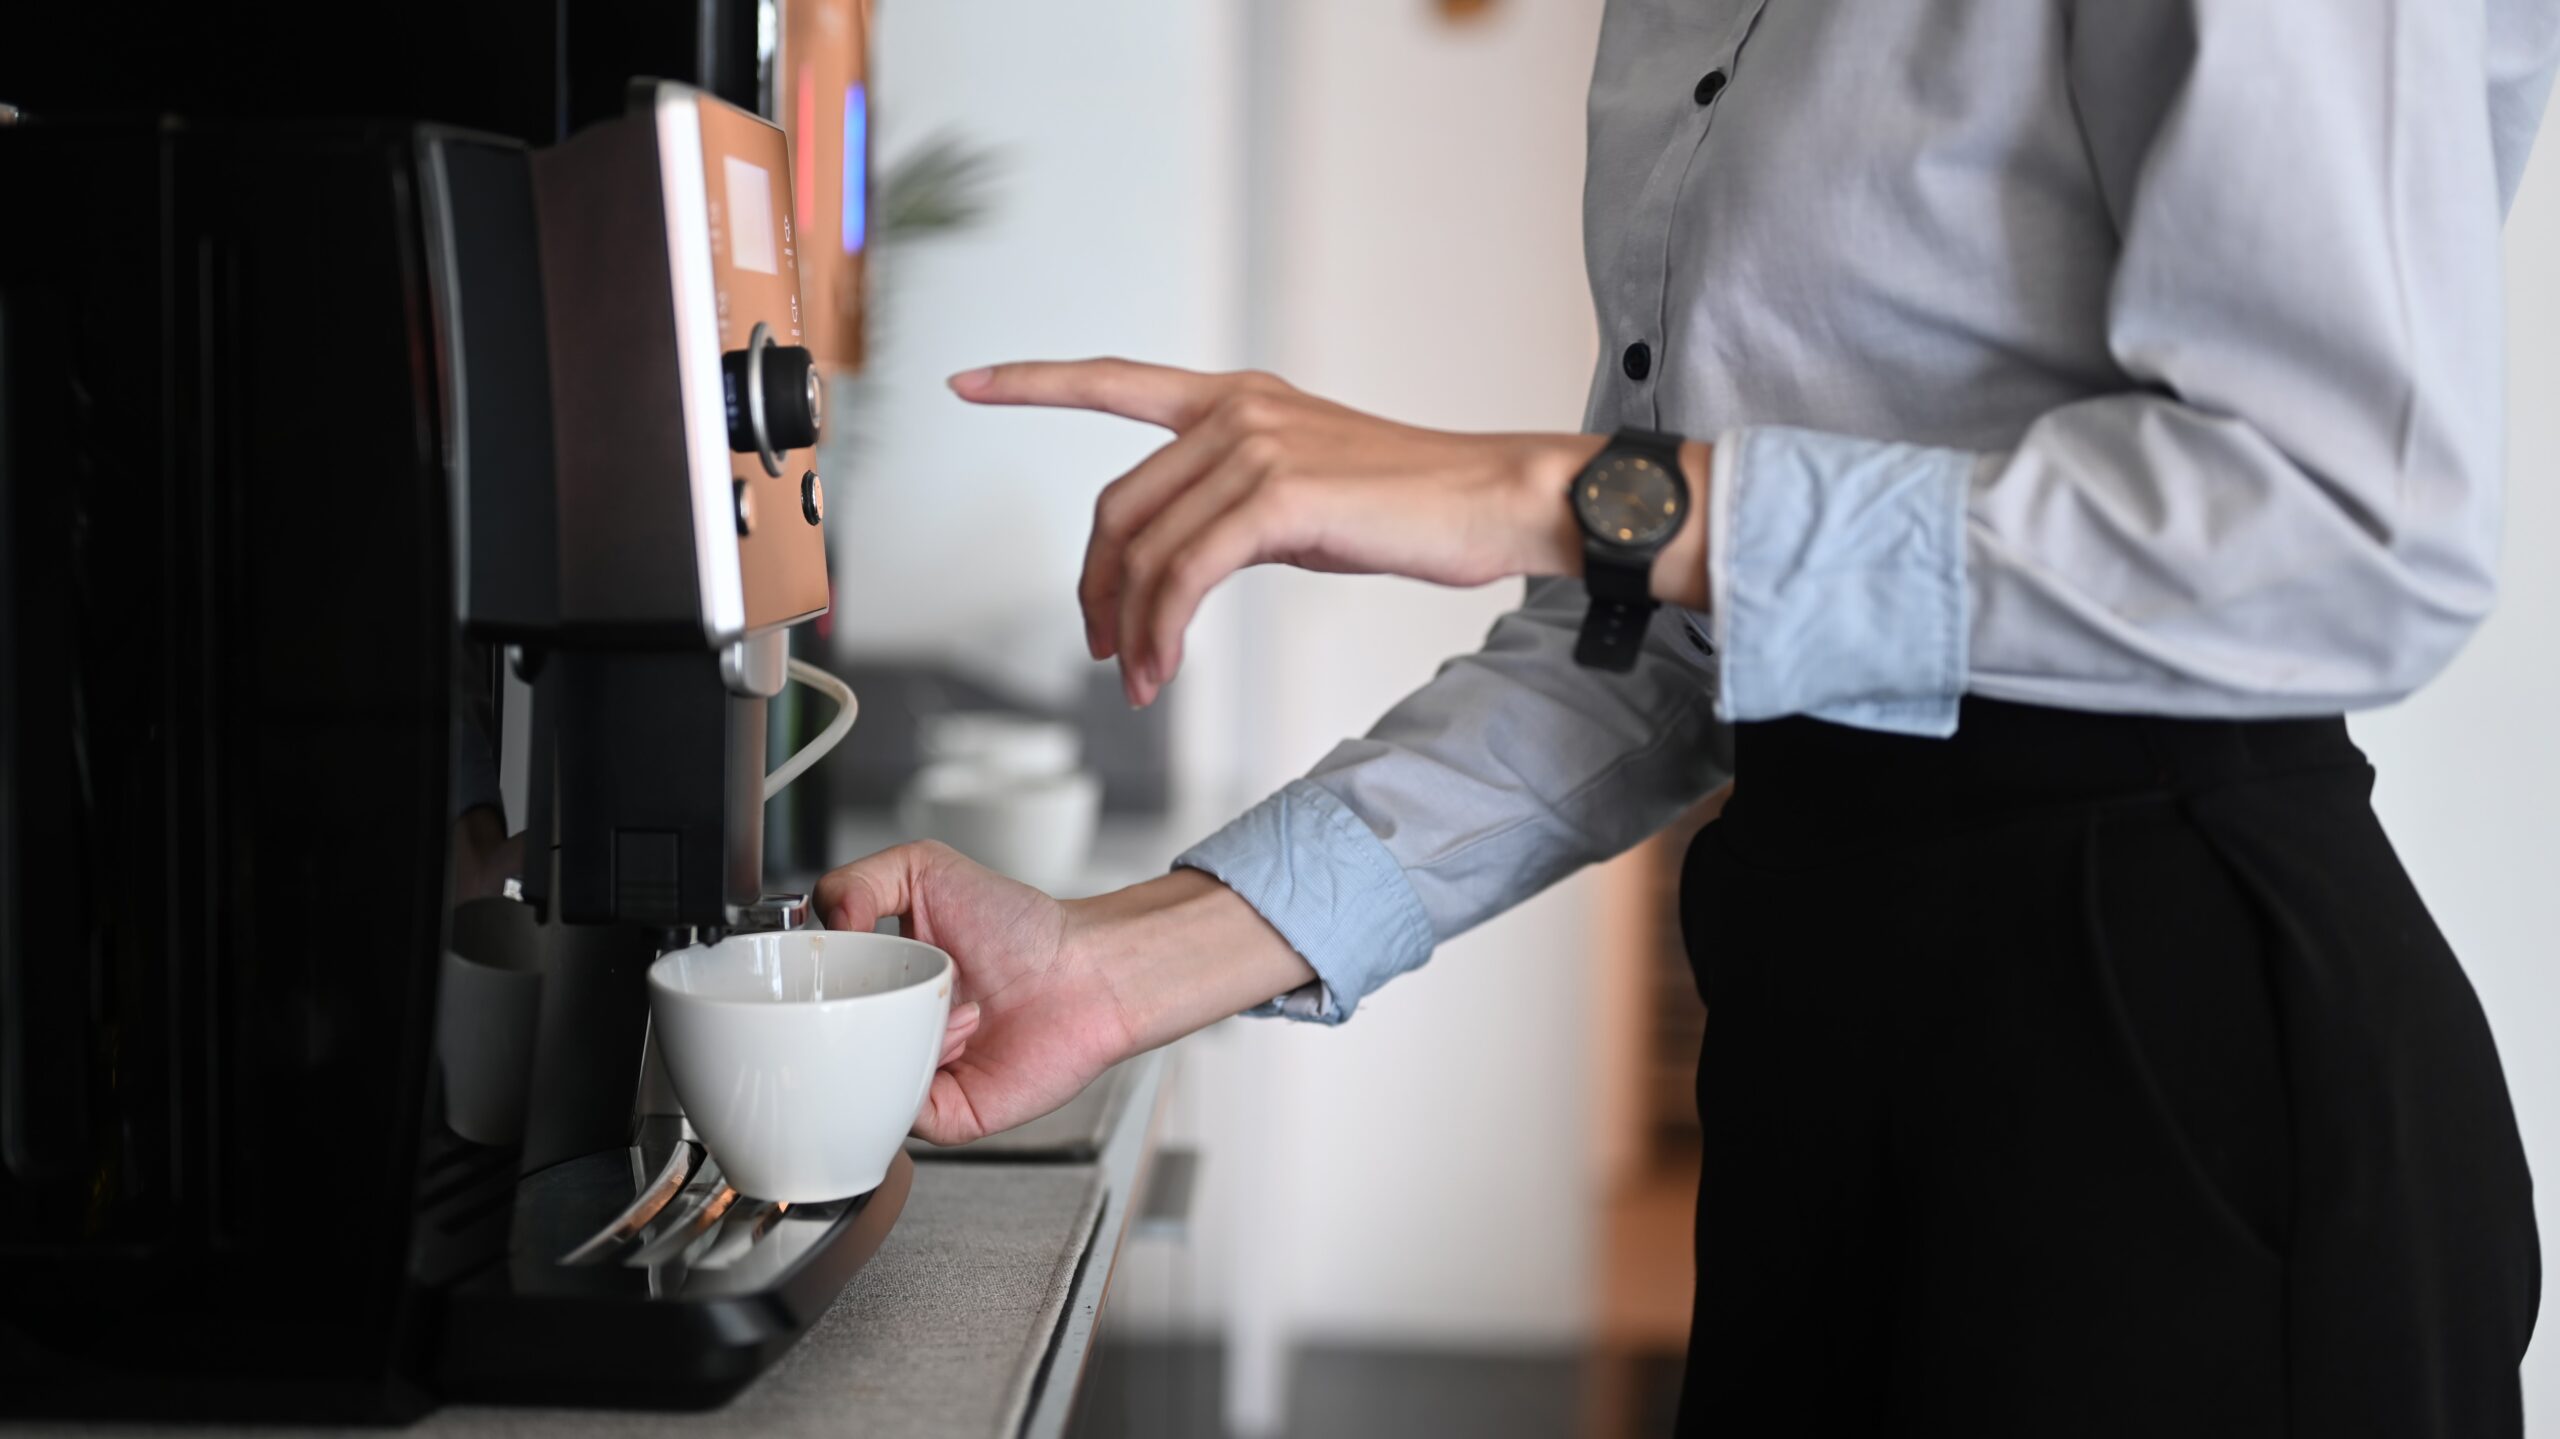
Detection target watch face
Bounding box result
[1575,450,1685,549]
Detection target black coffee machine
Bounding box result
[0,0,902,1422]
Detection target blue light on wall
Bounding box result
[843,84,869,255]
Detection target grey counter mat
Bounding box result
[430,1163,1106,1439]
[908,1064,1130,1162]
[8,1164,1108,1439]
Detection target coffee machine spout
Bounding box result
[728,892,811,934]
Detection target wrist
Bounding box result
[1061,868,1315,1055]
[1649,439,1713,610]
[1508,434,1607,578]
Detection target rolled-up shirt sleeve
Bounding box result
[1709,0,2514,732]
[1177,579,1732,1023]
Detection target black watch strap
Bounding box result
[1612,428,1685,453]
[1574,429,1685,673]
[1573,602,1653,672]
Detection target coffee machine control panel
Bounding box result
[538,83,831,649]
[664,84,831,637]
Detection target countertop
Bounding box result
[9,1053,1169,1439]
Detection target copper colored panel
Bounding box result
[780,0,872,373]
[694,91,833,633]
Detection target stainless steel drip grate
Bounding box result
[542,1121,828,1278]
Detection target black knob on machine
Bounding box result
[758,344,822,451]
[719,321,824,477]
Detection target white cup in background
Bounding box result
[438,898,547,1147]
[898,759,1102,894]
[648,930,953,1202]
[919,712,1081,780]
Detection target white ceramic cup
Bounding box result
[438,898,547,1147]
[897,761,1103,894]
[648,930,953,1202]
[920,712,1082,779]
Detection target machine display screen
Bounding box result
[724,157,779,275]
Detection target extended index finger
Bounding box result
[949,358,1223,430]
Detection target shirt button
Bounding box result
[1694,70,1727,106]
[1622,341,1653,382]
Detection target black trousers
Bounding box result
[1674,700,2539,1436]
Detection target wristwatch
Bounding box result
[1570,428,1690,672]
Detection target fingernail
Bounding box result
[952,1001,982,1028]
[948,367,994,395]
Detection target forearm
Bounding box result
[1029,414,1710,1039]
[1062,868,1315,1055]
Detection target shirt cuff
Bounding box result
[1173,778,1438,1025]
[1710,425,1973,738]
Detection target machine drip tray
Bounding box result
[432,1119,910,1410]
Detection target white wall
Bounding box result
[1125,5,1618,1432]
[843,7,1617,1417]
[825,0,1245,676]
[2353,129,2560,1430]
[1221,0,1611,1350]
[1099,8,1615,1429]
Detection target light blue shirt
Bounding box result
[1181,0,2560,1022]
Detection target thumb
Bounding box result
[815,842,933,933]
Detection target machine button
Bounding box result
[801,470,825,526]
[733,478,756,536]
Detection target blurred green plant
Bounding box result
[822,130,1001,454]
[875,130,1003,242]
